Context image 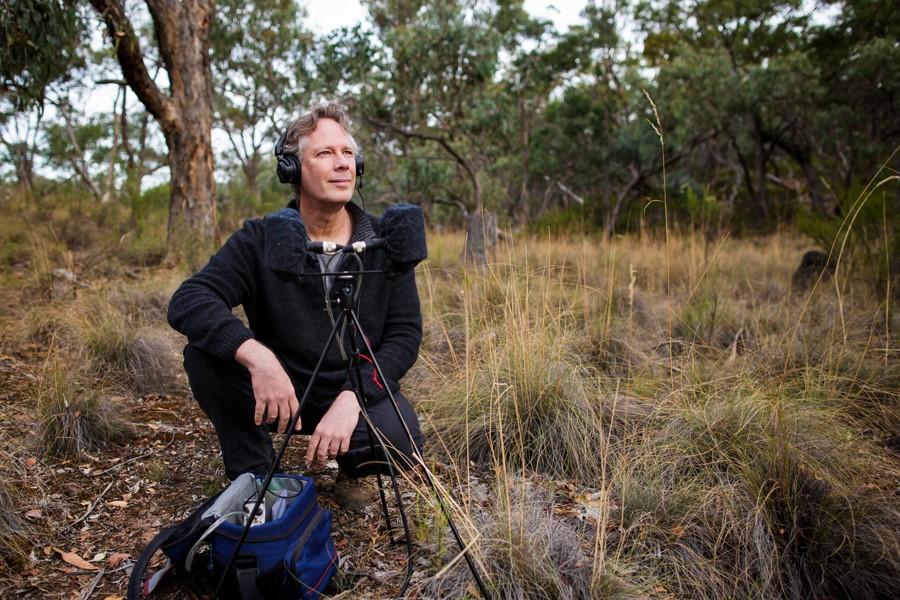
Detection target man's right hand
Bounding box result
[235,339,302,434]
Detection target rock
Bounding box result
[51,268,77,299]
[792,250,832,292]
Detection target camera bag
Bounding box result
[128,473,337,600]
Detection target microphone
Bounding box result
[306,204,426,271]
[307,238,388,255]
[299,204,427,273]
[379,203,427,272]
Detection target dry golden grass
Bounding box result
[33,349,131,459]
[409,229,899,599]
[3,184,896,598]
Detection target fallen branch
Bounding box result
[91,448,161,477]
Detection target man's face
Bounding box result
[298,118,356,208]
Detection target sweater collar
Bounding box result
[263,200,375,274]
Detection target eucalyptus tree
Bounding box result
[1,0,83,192]
[321,0,546,261]
[809,0,900,188]
[635,0,832,221]
[526,2,685,237]
[212,0,314,206]
[0,0,82,111]
[85,0,220,252]
[6,0,221,250]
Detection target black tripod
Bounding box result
[216,245,491,599]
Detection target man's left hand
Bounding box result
[305,391,361,468]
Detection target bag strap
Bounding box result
[234,555,264,600]
[184,511,245,571]
[127,527,177,599]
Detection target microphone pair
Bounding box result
[305,204,427,273]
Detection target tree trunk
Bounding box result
[508,99,530,226]
[604,165,641,240]
[751,114,770,223]
[464,210,497,266]
[770,134,834,217]
[165,123,217,246]
[90,0,218,254]
[102,89,123,204]
[12,143,34,193]
[242,153,261,206]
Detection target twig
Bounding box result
[90,447,161,476]
[60,481,115,534]
[78,567,105,600]
[88,432,176,477]
[65,562,135,576]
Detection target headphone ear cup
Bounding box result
[276,154,301,185]
[355,154,364,178]
[274,129,301,185]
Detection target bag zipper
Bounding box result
[216,498,317,543]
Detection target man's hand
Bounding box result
[305,391,360,468]
[235,339,302,434]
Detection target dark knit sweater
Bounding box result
[167,202,422,404]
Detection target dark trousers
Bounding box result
[183,345,424,481]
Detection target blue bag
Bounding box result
[128,473,338,600]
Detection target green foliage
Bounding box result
[681,184,720,232]
[527,205,599,236]
[0,0,83,109]
[211,0,312,198]
[796,178,899,295]
[123,183,168,266]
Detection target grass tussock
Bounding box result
[18,284,184,396]
[34,351,130,458]
[417,478,634,600]
[0,475,32,571]
[421,261,610,485]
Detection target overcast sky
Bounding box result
[305,0,589,35]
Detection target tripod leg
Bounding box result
[345,346,415,588]
[347,363,400,543]
[360,419,396,540]
[348,310,493,600]
[215,310,347,599]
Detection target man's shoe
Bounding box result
[332,473,375,511]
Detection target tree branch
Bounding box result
[365,115,481,212]
[88,0,177,133]
[57,101,102,200]
[145,0,181,98]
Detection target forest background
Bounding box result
[0,1,898,599]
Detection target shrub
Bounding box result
[126,327,184,395]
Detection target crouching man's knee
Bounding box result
[338,393,424,478]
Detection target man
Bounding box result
[167,102,424,499]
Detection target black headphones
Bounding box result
[274,129,364,185]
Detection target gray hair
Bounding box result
[282,101,360,160]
